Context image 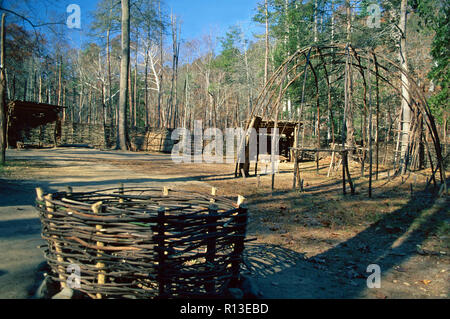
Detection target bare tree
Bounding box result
[264,0,269,85]
[399,0,411,174]
[117,0,130,150]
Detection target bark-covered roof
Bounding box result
[7,100,62,131]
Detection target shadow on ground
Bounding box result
[242,187,448,298]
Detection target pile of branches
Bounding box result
[35,186,249,299]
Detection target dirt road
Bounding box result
[0,147,448,299]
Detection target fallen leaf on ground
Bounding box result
[394,266,408,272]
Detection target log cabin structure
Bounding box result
[7,100,63,148]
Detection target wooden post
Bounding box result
[237,195,245,206]
[293,149,299,190]
[327,144,336,177]
[92,201,105,299]
[119,183,124,203]
[374,53,380,181]
[43,192,67,289]
[210,187,217,203]
[344,151,355,195]
[231,203,248,287]
[342,151,347,195]
[257,174,261,188]
[205,204,218,294]
[163,186,169,196]
[157,207,166,297]
[36,187,44,203]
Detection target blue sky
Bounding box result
[14,0,265,51]
[164,0,264,41]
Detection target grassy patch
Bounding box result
[435,219,450,239]
[0,160,31,177]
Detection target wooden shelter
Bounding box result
[251,117,301,161]
[236,117,302,178]
[7,100,63,148]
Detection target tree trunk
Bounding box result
[0,14,7,164]
[345,0,356,148]
[157,0,163,128]
[399,0,411,174]
[314,0,318,43]
[169,13,179,129]
[128,62,133,128]
[134,32,138,128]
[144,46,149,127]
[346,0,351,42]
[57,56,62,106]
[106,28,112,125]
[117,0,130,150]
[264,0,269,85]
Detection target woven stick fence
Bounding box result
[35,186,249,299]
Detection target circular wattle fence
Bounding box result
[35,186,249,299]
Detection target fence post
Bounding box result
[92,201,105,299]
[157,207,166,298]
[231,203,248,287]
[44,193,67,289]
[119,183,124,203]
[205,204,218,294]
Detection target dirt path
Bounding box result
[0,147,448,299]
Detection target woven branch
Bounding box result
[36,186,248,299]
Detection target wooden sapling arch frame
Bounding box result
[236,44,446,196]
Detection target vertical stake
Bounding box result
[237,195,246,206]
[44,193,67,289]
[157,207,166,297]
[119,183,124,203]
[205,204,218,294]
[210,187,217,203]
[92,201,105,299]
[231,203,248,287]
